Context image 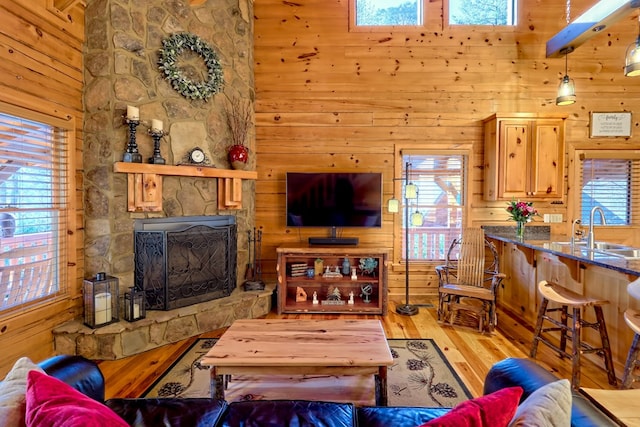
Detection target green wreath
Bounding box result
[158,33,224,101]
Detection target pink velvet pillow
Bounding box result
[25,370,127,427]
[420,386,523,427]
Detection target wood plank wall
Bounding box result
[0,0,84,377]
[253,0,640,296]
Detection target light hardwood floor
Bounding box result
[98,295,623,400]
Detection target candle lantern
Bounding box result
[124,287,146,322]
[83,272,119,328]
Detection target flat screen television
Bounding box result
[286,172,383,231]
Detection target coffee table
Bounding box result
[200,319,393,405]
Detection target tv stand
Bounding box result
[308,237,359,246]
[308,227,358,246]
[276,245,388,315]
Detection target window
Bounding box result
[449,0,518,26]
[0,106,70,312]
[579,153,640,226]
[398,152,467,261]
[353,0,424,27]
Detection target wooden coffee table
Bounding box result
[200,319,393,405]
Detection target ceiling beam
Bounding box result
[546,0,640,58]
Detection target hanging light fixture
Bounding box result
[625,13,640,77]
[556,0,576,106]
[556,48,576,106]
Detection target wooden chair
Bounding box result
[0,245,53,310]
[435,228,505,332]
[621,277,640,389]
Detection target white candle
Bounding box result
[126,105,139,120]
[133,302,140,319]
[151,119,163,132]
[94,292,112,325]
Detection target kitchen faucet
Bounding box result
[587,206,606,251]
[570,219,582,246]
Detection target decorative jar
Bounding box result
[516,221,526,239]
[228,144,249,170]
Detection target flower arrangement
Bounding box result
[506,200,539,223]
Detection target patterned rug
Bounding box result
[143,338,472,407]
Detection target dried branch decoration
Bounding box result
[225,97,252,146]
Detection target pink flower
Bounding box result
[506,200,539,223]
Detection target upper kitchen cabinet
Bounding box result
[483,113,567,201]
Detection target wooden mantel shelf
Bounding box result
[114,162,258,212]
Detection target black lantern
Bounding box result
[124,287,146,322]
[83,272,119,328]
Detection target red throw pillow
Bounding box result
[419,386,523,427]
[25,370,128,427]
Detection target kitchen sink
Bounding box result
[552,241,627,250]
[603,249,640,259]
[551,241,640,260]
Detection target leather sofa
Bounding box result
[37,355,617,427]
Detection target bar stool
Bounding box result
[621,278,640,389]
[530,280,617,389]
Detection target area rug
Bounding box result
[142,338,472,407]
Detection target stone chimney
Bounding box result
[83,0,255,294]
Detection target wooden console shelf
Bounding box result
[276,246,389,315]
[113,162,257,212]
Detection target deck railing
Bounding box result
[405,227,461,261]
[0,232,55,310]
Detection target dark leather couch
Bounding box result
[38,355,618,427]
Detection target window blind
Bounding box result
[580,156,640,226]
[0,111,69,311]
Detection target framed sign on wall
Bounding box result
[590,112,632,137]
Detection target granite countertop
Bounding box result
[483,226,640,276]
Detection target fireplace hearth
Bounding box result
[134,216,237,310]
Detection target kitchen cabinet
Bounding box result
[483,114,566,201]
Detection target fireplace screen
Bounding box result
[134,216,237,310]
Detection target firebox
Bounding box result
[134,216,237,310]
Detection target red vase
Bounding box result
[228,144,249,170]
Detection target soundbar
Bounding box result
[308,237,359,246]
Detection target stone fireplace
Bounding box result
[65,0,263,361]
[134,216,237,310]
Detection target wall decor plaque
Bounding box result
[590,112,632,137]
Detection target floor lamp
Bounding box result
[390,161,419,316]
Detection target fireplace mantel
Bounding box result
[114,162,258,212]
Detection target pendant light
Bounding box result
[625,13,640,77]
[556,48,576,106]
[556,0,576,106]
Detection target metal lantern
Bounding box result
[124,287,146,322]
[83,272,119,328]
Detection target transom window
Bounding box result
[350,0,518,28]
[579,153,640,226]
[449,0,518,26]
[0,106,70,312]
[397,152,467,261]
[354,0,424,26]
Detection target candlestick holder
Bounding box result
[148,129,166,164]
[123,118,142,163]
